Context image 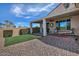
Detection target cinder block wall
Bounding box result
[0,28,28,49]
[0,30,4,49]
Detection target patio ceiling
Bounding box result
[46,8,79,19]
[30,8,79,23]
[46,10,79,20]
[30,19,43,23]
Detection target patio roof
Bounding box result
[46,7,79,18]
[30,4,61,23]
[31,9,79,23]
[30,19,43,23]
[30,4,79,23]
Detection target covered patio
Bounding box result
[30,4,79,36]
[30,19,47,36]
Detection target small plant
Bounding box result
[19,29,28,35]
[3,30,13,37]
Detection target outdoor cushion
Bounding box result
[58,30,72,34]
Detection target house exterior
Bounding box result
[30,3,79,36]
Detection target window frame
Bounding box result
[56,19,71,30]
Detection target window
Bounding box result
[56,19,71,30]
[67,19,71,30]
[56,21,60,30]
[63,3,70,9]
[60,20,67,30]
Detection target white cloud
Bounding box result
[23,16,31,19]
[10,3,55,18]
[27,8,40,12]
[40,3,55,12]
[26,3,55,13]
[25,3,55,16]
[11,4,25,17]
[18,22,23,25]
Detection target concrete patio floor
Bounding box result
[0,35,79,56]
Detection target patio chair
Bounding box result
[70,28,75,35]
[53,28,76,37]
[70,28,79,43]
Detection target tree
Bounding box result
[0,23,3,28]
[3,20,16,28]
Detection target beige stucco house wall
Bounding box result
[71,15,79,35]
[48,3,78,17]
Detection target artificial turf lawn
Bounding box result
[5,34,40,46]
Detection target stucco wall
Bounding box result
[0,28,28,49]
[75,3,79,8]
[48,3,76,17]
[12,28,20,37]
[0,30,4,49]
[2,28,27,37]
[71,15,79,35]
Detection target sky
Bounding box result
[0,3,59,27]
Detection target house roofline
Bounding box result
[47,3,61,16]
[30,3,61,23]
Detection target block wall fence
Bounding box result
[0,28,29,49]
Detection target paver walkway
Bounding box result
[0,35,79,56]
[39,35,79,54]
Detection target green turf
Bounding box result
[5,34,40,46]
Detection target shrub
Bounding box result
[3,30,13,37]
[32,28,40,33]
[19,29,28,35]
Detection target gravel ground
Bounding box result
[0,35,79,56]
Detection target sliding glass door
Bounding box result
[56,19,71,30]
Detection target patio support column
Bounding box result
[43,19,47,36]
[30,22,33,34]
[40,23,42,34]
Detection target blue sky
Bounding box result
[0,3,59,27]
